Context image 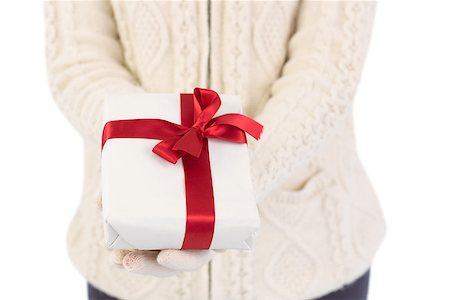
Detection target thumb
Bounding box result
[157,249,215,272]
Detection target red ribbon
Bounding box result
[101,87,263,249]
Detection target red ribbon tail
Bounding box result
[205,113,264,141]
[153,138,185,164]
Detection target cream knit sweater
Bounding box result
[43,1,386,299]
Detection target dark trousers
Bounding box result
[316,269,371,300]
[88,269,370,300]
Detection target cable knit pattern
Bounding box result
[43,1,386,299]
[247,1,376,204]
[172,1,200,91]
[129,2,168,88]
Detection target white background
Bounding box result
[0,1,449,299]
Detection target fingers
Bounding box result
[119,250,178,277]
[109,248,223,275]
[157,249,215,272]
[109,249,178,277]
[109,249,130,265]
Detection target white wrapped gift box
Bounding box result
[101,91,260,250]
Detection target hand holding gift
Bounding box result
[97,194,217,276]
[100,88,263,275]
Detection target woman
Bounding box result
[43,1,386,299]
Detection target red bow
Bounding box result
[102,88,263,163]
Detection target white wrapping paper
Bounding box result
[101,92,260,250]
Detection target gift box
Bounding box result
[101,88,263,250]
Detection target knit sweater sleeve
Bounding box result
[247,1,377,203]
[43,1,146,141]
